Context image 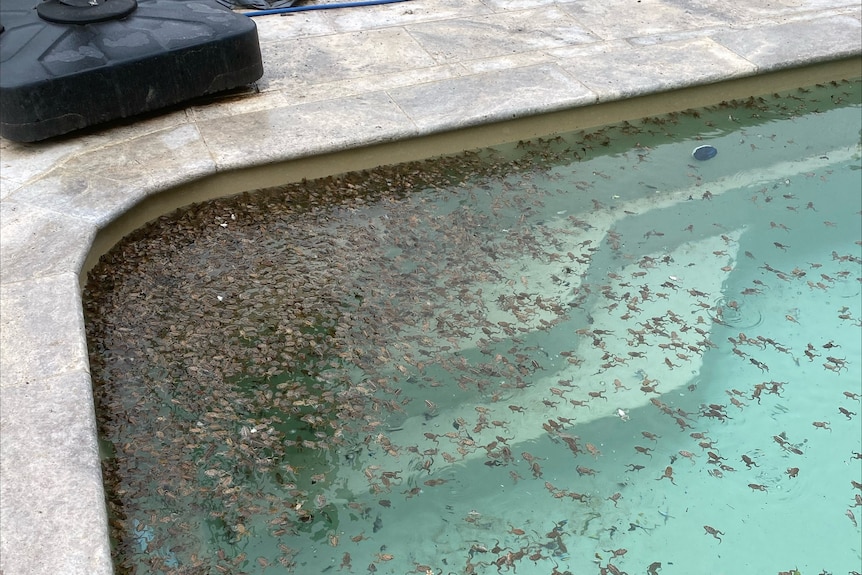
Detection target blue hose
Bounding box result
[244,0,411,16]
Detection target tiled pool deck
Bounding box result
[1,0,860,572]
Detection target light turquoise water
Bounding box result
[85,80,862,574]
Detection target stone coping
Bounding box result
[1,0,860,572]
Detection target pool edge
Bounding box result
[82,58,862,283]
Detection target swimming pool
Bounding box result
[84,79,862,574]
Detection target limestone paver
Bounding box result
[556,37,757,100]
[260,26,439,88]
[9,124,215,227]
[0,274,91,385]
[0,202,97,283]
[0,371,112,575]
[402,6,599,64]
[1,0,860,572]
[560,0,727,41]
[327,0,491,32]
[197,91,416,169]
[388,63,596,131]
[714,15,862,70]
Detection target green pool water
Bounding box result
[84,79,862,575]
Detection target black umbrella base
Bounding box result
[0,0,263,142]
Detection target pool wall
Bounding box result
[1,3,861,573]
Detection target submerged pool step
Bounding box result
[0,0,263,142]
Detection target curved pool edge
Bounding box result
[1,44,861,575]
[82,59,862,282]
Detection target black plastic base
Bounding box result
[37,0,138,24]
[0,0,264,142]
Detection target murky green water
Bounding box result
[85,80,862,575]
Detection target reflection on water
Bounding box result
[85,80,862,574]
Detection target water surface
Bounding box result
[85,79,862,574]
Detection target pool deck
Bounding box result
[0,0,860,572]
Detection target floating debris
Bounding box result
[84,79,862,574]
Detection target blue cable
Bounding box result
[244,0,411,16]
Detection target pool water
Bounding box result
[84,80,862,575]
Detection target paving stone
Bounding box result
[0,137,87,192]
[259,27,437,90]
[0,202,96,284]
[561,0,726,42]
[0,371,111,575]
[273,62,465,105]
[389,63,596,132]
[188,88,291,122]
[197,92,415,170]
[8,124,215,226]
[700,0,859,24]
[480,0,575,11]
[457,50,559,75]
[326,0,491,32]
[557,37,757,100]
[0,274,90,385]
[252,10,337,42]
[713,15,862,71]
[404,6,598,64]
[0,176,20,201]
